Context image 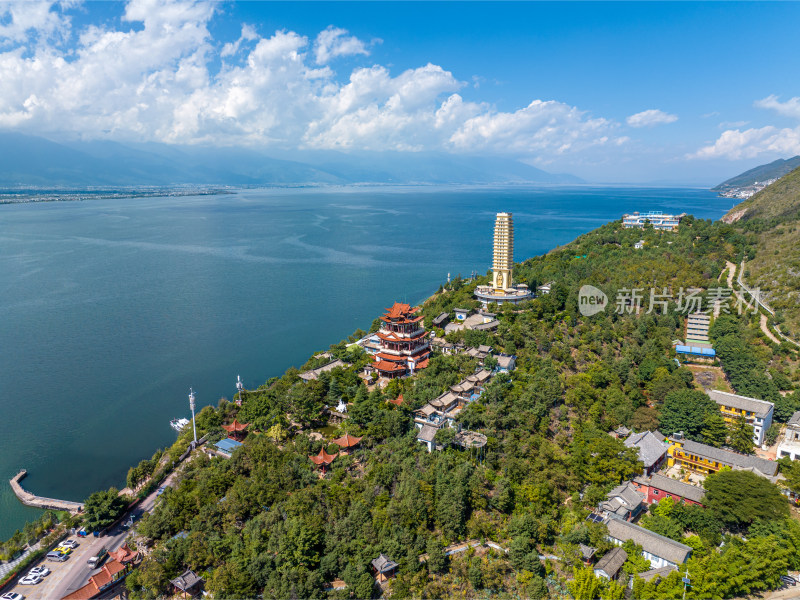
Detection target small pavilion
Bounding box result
[107,544,139,565]
[222,419,249,441]
[371,554,399,582]
[170,570,204,599]
[332,433,363,454]
[387,394,404,407]
[309,447,338,474]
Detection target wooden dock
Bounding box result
[9,469,84,513]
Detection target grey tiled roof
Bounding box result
[639,565,677,582]
[625,431,668,468]
[605,518,692,565]
[681,439,778,476]
[417,425,438,443]
[788,411,800,428]
[594,547,627,579]
[579,543,596,561]
[707,390,774,419]
[371,554,398,573]
[170,570,203,591]
[647,474,705,504]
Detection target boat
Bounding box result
[170,418,190,432]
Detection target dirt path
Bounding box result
[725,260,736,288]
[761,313,781,344]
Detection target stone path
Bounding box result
[0,543,38,579]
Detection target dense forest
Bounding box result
[66,216,800,599]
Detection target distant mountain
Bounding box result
[712,156,800,192]
[0,132,583,187]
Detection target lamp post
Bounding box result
[189,388,198,447]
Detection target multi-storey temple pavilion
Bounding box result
[373,302,431,378]
[475,212,532,307]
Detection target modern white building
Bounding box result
[622,211,684,231]
[707,389,774,446]
[777,411,800,460]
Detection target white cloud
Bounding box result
[754,94,800,120]
[313,26,369,65]
[0,1,70,45]
[0,0,617,162]
[719,120,749,129]
[689,93,800,160]
[626,109,678,128]
[689,126,800,160]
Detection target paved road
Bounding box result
[6,469,179,600]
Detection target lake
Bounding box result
[0,184,733,538]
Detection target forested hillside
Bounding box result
[724,165,800,339]
[78,217,800,600]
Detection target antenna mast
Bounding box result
[188,387,198,446]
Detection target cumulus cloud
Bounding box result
[313,26,369,64]
[0,1,71,45]
[689,126,800,160]
[0,0,617,161]
[754,94,800,120]
[626,109,678,128]
[690,94,800,160]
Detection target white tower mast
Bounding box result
[236,375,244,406]
[188,387,198,446]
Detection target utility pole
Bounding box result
[682,567,690,600]
[189,387,198,447]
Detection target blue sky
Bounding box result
[1,1,799,184]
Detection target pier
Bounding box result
[9,469,84,513]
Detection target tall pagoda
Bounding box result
[374,302,431,378]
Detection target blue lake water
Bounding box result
[0,185,733,538]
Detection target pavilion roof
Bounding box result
[383,302,419,319]
[377,330,427,342]
[333,433,363,448]
[222,419,249,433]
[415,357,430,370]
[108,544,139,564]
[387,394,404,406]
[374,360,407,372]
[309,447,338,465]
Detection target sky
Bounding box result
[1,1,800,184]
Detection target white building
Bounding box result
[622,211,684,231]
[707,389,774,446]
[778,411,800,460]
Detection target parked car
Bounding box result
[53,546,72,555]
[19,574,41,585]
[1,592,24,600]
[59,540,78,549]
[46,550,69,562]
[156,487,166,496]
[27,566,50,578]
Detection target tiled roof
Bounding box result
[639,565,677,582]
[606,518,692,565]
[417,425,439,443]
[594,546,627,578]
[680,439,778,476]
[374,360,406,372]
[221,419,249,433]
[648,474,705,504]
[579,543,596,561]
[371,553,398,573]
[787,410,800,428]
[707,390,774,419]
[332,433,362,448]
[170,569,203,592]
[309,448,338,465]
[432,312,449,325]
[108,544,139,564]
[625,431,668,468]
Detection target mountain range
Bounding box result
[713,155,800,192]
[0,132,583,188]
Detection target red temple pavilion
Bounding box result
[387,394,404,407]
[222,419,249,441]
[332,433,362,452]
[108,544,139,565]
[309,448,338,473]
[373,303,431,379]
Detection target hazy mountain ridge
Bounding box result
[0,132,583,187]
[713,156,800,192]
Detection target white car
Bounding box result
[1,593,24,600]
[28,566,50,577]
[59,540,79,549]
[19,574,41,585]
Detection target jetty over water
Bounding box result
[9,469,84,513]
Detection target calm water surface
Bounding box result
[0,185,733,537]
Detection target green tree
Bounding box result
[701,412,728,448]
[426,537,447,574]
[568,567,602,600]
[82,487,128,532]
[659,390,717,439]
[765,422,781,446]
[704,469,789,530]
[727,414,755,454]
